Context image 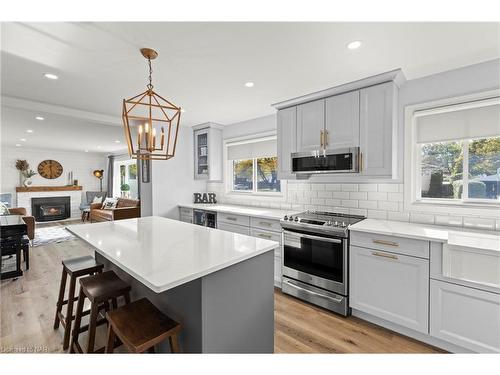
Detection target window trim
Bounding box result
[404,89,500,218]
[223,132,287,201]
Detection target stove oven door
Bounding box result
[282,229,347,295]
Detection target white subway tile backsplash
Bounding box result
[410,213,435,225]
[367,191,388,201]
[341,184,359,192]
[317,191,333,198]
[359,184,378,192]
[304,191,318,198]
[311,198,326,206]
[349,191,367,200]
[325,199,342,206]
[311,184,325,191]
[378,201,399,211]
[387,192,404,202]
[463,217,496,231]
[325,184,342,191]
[341,200,358,208]
[434,215,463,227]
[358,200,378,210]
[332,191,350,199]
[349,208,367,216]
[377,183,399,193]
[367,210,388,219]
[387,212,410,222]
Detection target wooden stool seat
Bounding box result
[71,270,131,353]
[62,256,103,277]
[54,256,104,350]
[105,298,181,353]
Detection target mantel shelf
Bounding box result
[16,186,83,193]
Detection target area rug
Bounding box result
[32,226,76,247]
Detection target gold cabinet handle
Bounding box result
[324,130,329,147]
[371,251,399,260]
[259,221,272,226]
[320,130,324,148]
[258,233,272,239]
[360,152,363,172]
[373,239,399,247]
[226,217,237,221]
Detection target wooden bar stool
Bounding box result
[105,298,181,353]
[70,270,131,353]
[53,255,104,350]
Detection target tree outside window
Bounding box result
[231,156,281,194]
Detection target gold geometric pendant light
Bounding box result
[122,48,181,160]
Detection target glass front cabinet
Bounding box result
[193,123,223,181]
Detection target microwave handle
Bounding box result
[284,230,342,244]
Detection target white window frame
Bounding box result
[404,89,500,218]
[224,132,287,202]
[113,158,138,199]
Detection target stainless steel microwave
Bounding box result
[291,147,360,174]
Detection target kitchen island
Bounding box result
[67,216,279,353]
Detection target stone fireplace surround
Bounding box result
[16,186,82,220]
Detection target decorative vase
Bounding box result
[23,178,33,187]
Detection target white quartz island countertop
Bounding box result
[178,203,299,220]
[349,218,500,253]
[66,216,279,293]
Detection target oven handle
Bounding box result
[283,230,342,244]
[284,280,344,303]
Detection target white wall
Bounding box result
[152,126,206,219]
[0,146,107,206]
[206,59,500,231]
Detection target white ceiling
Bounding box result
[1,22,499,152]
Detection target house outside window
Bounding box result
[405,92,500,215]
[226,136,281,195]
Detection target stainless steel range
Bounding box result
[280,211,365,316]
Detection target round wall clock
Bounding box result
[38,160,63,179]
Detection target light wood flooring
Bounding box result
[1,220,444,353]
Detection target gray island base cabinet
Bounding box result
[96,250,274,353]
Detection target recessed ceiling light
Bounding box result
[44,73,58,80]
[244,82,254,88]
[97,145,101,149]
[35,116,44,121]
[20,138,27,142]
[15,144,21,147]
[114,140,121,144]
[84,149,89,153]
[27,129,34,133]
[347,40,362,50]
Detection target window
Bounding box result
[226,136,281,194]
[407,93,500,212]
[113,159,138,199]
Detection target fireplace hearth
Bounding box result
[31,196,71,222]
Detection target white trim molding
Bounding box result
[404,89,500,218]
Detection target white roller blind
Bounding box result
[416,97,500,144]
[227,138,277,160]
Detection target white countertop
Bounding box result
[179,203,299,220]
[66,216,279,293]
[350,218,500,252]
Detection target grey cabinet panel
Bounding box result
[277,107,297,179]
[296,100,325,152]
[359,82,396,177]
[325,91,360,149]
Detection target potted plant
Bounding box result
[15,159,29,186]
[120,183,130,198]
[21,169,37,187]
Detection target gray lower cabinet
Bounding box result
[217,221,251,235]
[350,245,429,333]
[359,82,396,177]
[430,279,500,353]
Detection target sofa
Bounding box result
[90,198,141,223]
[8,207,35,240]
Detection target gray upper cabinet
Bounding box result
[324,91,360,149]
[193,123,223,181]
[277,107,297,179]
[296,100,325,152]
[359,82,396,177]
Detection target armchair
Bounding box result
[8,207,35,240]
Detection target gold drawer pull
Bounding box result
[259,221,272,226]
[258,233,272,239]
[372,251,398,260]
[373,239,399,247]
[226,217,237,221]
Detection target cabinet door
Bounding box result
[430,279,500,353]
[324,91,360,149]
[359,82,395,176]
[296,100,325,152]
[217,221,250,235]
[277,107,297,179]
[194,129,209,180]
[350,245,429,333]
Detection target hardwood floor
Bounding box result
[1,220,444,353]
